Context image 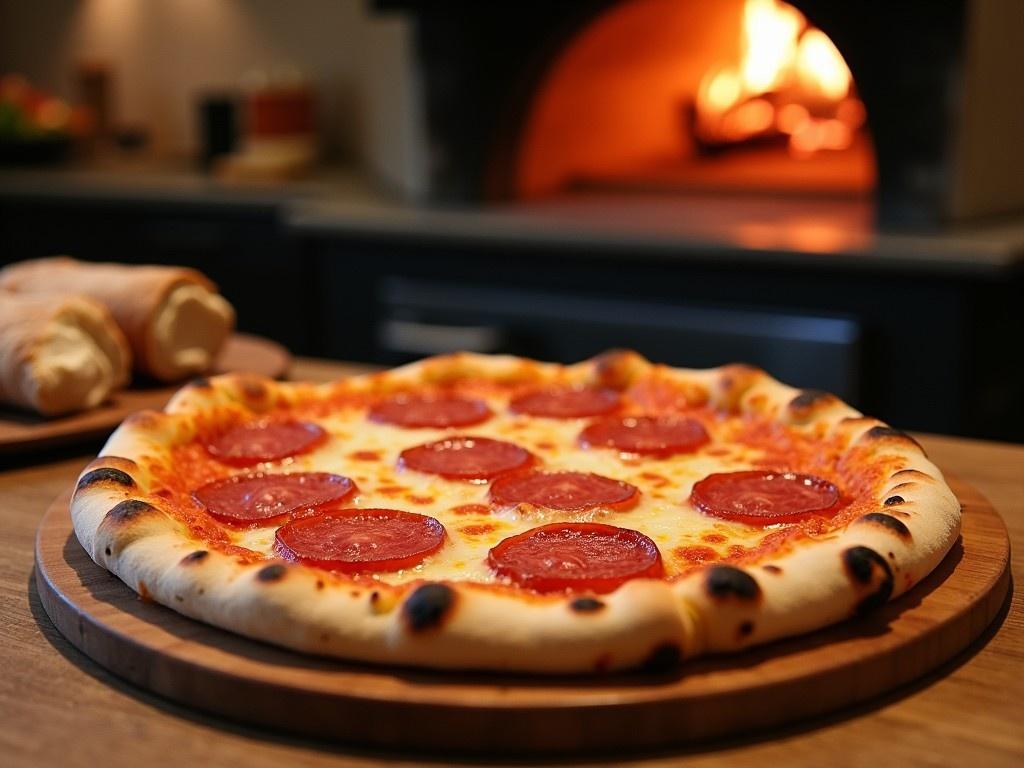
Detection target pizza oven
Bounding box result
[381,0,1024,229]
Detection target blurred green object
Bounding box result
[0,73,84,165]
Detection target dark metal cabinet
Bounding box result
[310,235,1021,441]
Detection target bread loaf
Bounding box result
[0,257,235,381]
[0,292,131,415]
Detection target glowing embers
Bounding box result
[693,0,865,157]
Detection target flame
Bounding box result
[741,0,801,93]
[695,0,862,156]
[795,29,850,101]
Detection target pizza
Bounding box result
[69,351,961,674]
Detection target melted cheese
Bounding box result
[227,391,776,585]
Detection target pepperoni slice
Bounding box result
[275,508,446,572]
[490,470,639,511]
[399,436,532,480]
[207,420,326,466]
[579,415,709,456]
[509,386,620,418]
[368,394,491,429]
[691,470,841,526]
[488,522,664,593]
[194,472,355,526]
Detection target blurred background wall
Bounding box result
[0,0,426,194]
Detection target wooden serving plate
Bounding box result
[34,475,1010,755]
[0,334,289,455]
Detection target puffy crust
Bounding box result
[70,352,961,673]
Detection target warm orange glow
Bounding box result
[776,103,809,134]
[513,0,875,199]
[694,0,862,156]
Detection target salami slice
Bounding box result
[488,522,664,593]
[579,415,709,456]
[489,469,639,511]
[194,472,355,526]
[399,436,532,480]
[207,420,326,466]
[275,508,446,572]
[509,386,620,418]
[691,470,841,525]
[368,394,491,429]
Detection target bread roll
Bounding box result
[0,292,132,416]
[0,257,236,382]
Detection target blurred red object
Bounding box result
[215,71,317,182]
[247,86,314,138]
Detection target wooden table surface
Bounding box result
[2,359,1021,767]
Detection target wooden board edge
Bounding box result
[32,476,1012,755]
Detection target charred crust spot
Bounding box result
[570,597,605,614]
[316,580,325,591]
[106,499,156,523]
[843,546,888,584]
[180,550,209,565]
[738,620,755,638]
[77,468,135,492]
[762,564,783,574]
[402,583,456,633]
[256,564,287,583]
[706,565,761,601]
[864,426,924,451]
[789,389,833,410]
[104,547,111,556]
[857,513,912,539]
[866,425,905,439]
[842,546,894,615]
[884,495,905,506]
[189,376,211,389]
[640,643,682,673]
[370,590,380,604]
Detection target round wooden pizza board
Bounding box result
[35,475,1010,755]
[0,334,290,455]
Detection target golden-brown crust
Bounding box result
[70,351,961,673]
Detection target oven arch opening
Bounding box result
[500,0,876,202]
